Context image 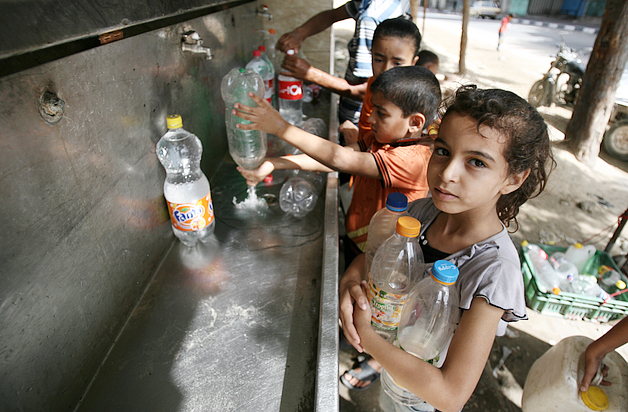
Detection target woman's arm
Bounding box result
[280,55,368,101]
[234,93,380,179]
[276,5,350,53]
[354,296,503,412]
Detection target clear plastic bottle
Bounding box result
[256,28,280,71]
[368,216,425,343]
[521,241,563,294]
[381,260,461,409]
[221,67,267,170]
[571,274,610,300]
[564,242,597,273]
[255,47,276,105]
[364,193,410,278]
[549,251,578,293]
[278,50,304,126]
[156,114,215,247]
[279,170,324,218]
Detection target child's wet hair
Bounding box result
[443,85,555,227]
[372,16,422,57]
[370,66,441,125]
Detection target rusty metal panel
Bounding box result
[0,3,264,411]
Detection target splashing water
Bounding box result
[233,186,269,217]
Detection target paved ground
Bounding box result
[332,9,628,412]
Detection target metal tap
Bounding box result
[181,31,212,60]
[257,4,273,21]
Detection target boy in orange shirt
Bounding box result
[233,65,441,261]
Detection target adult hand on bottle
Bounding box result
[276,29,306,53]
[237,161,275,187]
[233,92,290,137]
[280,54,313,81]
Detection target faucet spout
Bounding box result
[181,31,212,60]
[257,4,273,21]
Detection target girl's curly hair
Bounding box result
[442,85,556,229]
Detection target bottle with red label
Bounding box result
[258,46,276,106]
[157,114,215,247]
[278,49,304,126]
[246,49,273,105]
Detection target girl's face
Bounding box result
[371,36,419,79]
[428,113,521,216]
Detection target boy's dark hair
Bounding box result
[443,85,556,228]
[370,66,441,126]
[417,50,439,66]
[372,16,422,57]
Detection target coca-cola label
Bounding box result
[167,192,214,232]
[279,79,303,100]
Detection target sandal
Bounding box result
[340,357,380,391]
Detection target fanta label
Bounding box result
[279,80,303,100]
[368,275,406,331]
[167,192,214,232]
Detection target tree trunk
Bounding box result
[459,0,471,74]
[564,0,628,167]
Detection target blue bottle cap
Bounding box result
[432,260,459,285]
[385,192,408,212]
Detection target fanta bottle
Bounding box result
[157,114,215,247]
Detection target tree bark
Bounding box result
[459,0,471,74]
[564,0,628,167]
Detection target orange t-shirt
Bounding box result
[345,132,431,251]
[357,76,376,141]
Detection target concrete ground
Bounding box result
[331,8,628,412]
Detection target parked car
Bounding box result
[602,68,628,160]
[470,1,501,19]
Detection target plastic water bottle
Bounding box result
[279,170,324,218]
[278,50,304,126]
[302,84,322,103]
[368,216,425,343]
[364,193,410,278]
[521,241,564,294]
[221,67,267,170]
[381,260,461,409]
[598,265,627,293]
[256,28,280,71]
[156,114,215,247]
[571,274,610,300]
[253,47,276,105]
[564,242,597,273]
[548,252,578,292]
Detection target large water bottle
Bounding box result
[156,114,215,247]
[364,193,410,278]
[368,216,425,343]
[548,251,578,292]
[278,50,304,126]
[564,242,597,273]
[256,28,280,71]
[381,260,461,409]
[571,274,610,300]
[279,170,324,218]
[221,67,267,170]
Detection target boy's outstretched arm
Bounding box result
[581,316,628,392]
[233,93,380,179]
[237,155,334,186]
[280,55,367,101]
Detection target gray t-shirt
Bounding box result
[407,198,527,335]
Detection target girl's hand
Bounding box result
[237,161,275,186]
[233,92,289,137]
[338,120,359,145]
[339,279,370,352]
[581,346,611,392]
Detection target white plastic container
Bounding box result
[565,243,597,273]
[522,335,628,412]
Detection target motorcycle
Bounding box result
[528,39,591,108]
